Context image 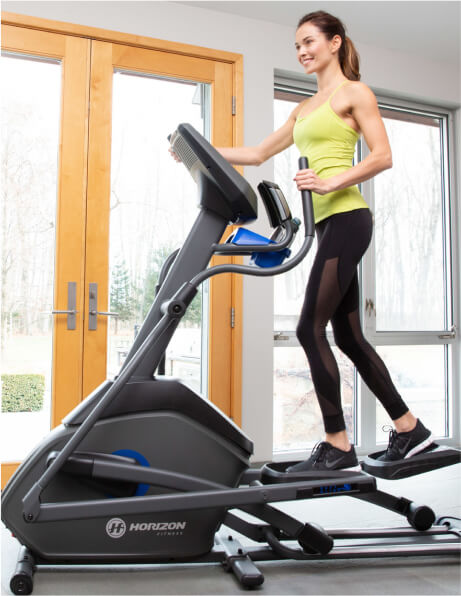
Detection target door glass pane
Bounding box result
[375,345,447,441]
[1,53,61,461]
[374,111,446,331]
[108,72,210,394]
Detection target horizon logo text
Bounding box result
[106,518,187,538]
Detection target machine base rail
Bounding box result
[9,525,460,594]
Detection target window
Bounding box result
[364,104,456,446]
[273,80,458,456]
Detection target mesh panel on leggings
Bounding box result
[332,308,408,420]
[297,257,344,425]
[296,209,409,434]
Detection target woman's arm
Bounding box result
[294,82,392,195]
[216,102,302,166]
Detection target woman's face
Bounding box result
[295,22,340,75]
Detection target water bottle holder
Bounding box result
[226,228,291,268]
[250,249,291,268]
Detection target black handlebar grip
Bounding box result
[298,156,309,170]
[298,156,315,237]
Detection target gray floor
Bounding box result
[2,464,461,595]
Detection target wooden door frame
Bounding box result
[2,12,244,488]
[1,23,90,486]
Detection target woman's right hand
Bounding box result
[168,146,182,163]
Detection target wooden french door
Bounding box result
[1,16,241,487]
[83,40,235,409]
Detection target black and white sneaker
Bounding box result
[377,419,433,461]
[286,442,361,473]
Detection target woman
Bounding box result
[171,11,433,472]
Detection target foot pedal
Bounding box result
[361,444,461,479]
[260,461,367,484]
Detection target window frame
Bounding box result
[273,74,460,457]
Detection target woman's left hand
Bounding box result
[293,168,334,195]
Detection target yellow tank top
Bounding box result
[293,80,368,223]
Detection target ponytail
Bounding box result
[297,11,361,81]
[341,36,361,81]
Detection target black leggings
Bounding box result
[296,208,408,433]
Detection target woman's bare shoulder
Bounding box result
[344,80,377,104]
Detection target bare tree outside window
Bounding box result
[374,113,445,331]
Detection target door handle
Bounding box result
[88,283,119,330]
[52,282,77,330]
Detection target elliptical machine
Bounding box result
[2,123,460,594]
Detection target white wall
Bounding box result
[4,1,460,460]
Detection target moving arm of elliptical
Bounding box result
[24,466,375,523]
[30,450,439,535]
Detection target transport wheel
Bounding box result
[298,522,334,555]
[10,574,33,595]
[407,505,435,531]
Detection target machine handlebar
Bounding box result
[189,156,315,287]
[298,156,315,239]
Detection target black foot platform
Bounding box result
[361,444,461,480]
[259,461,370,485]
